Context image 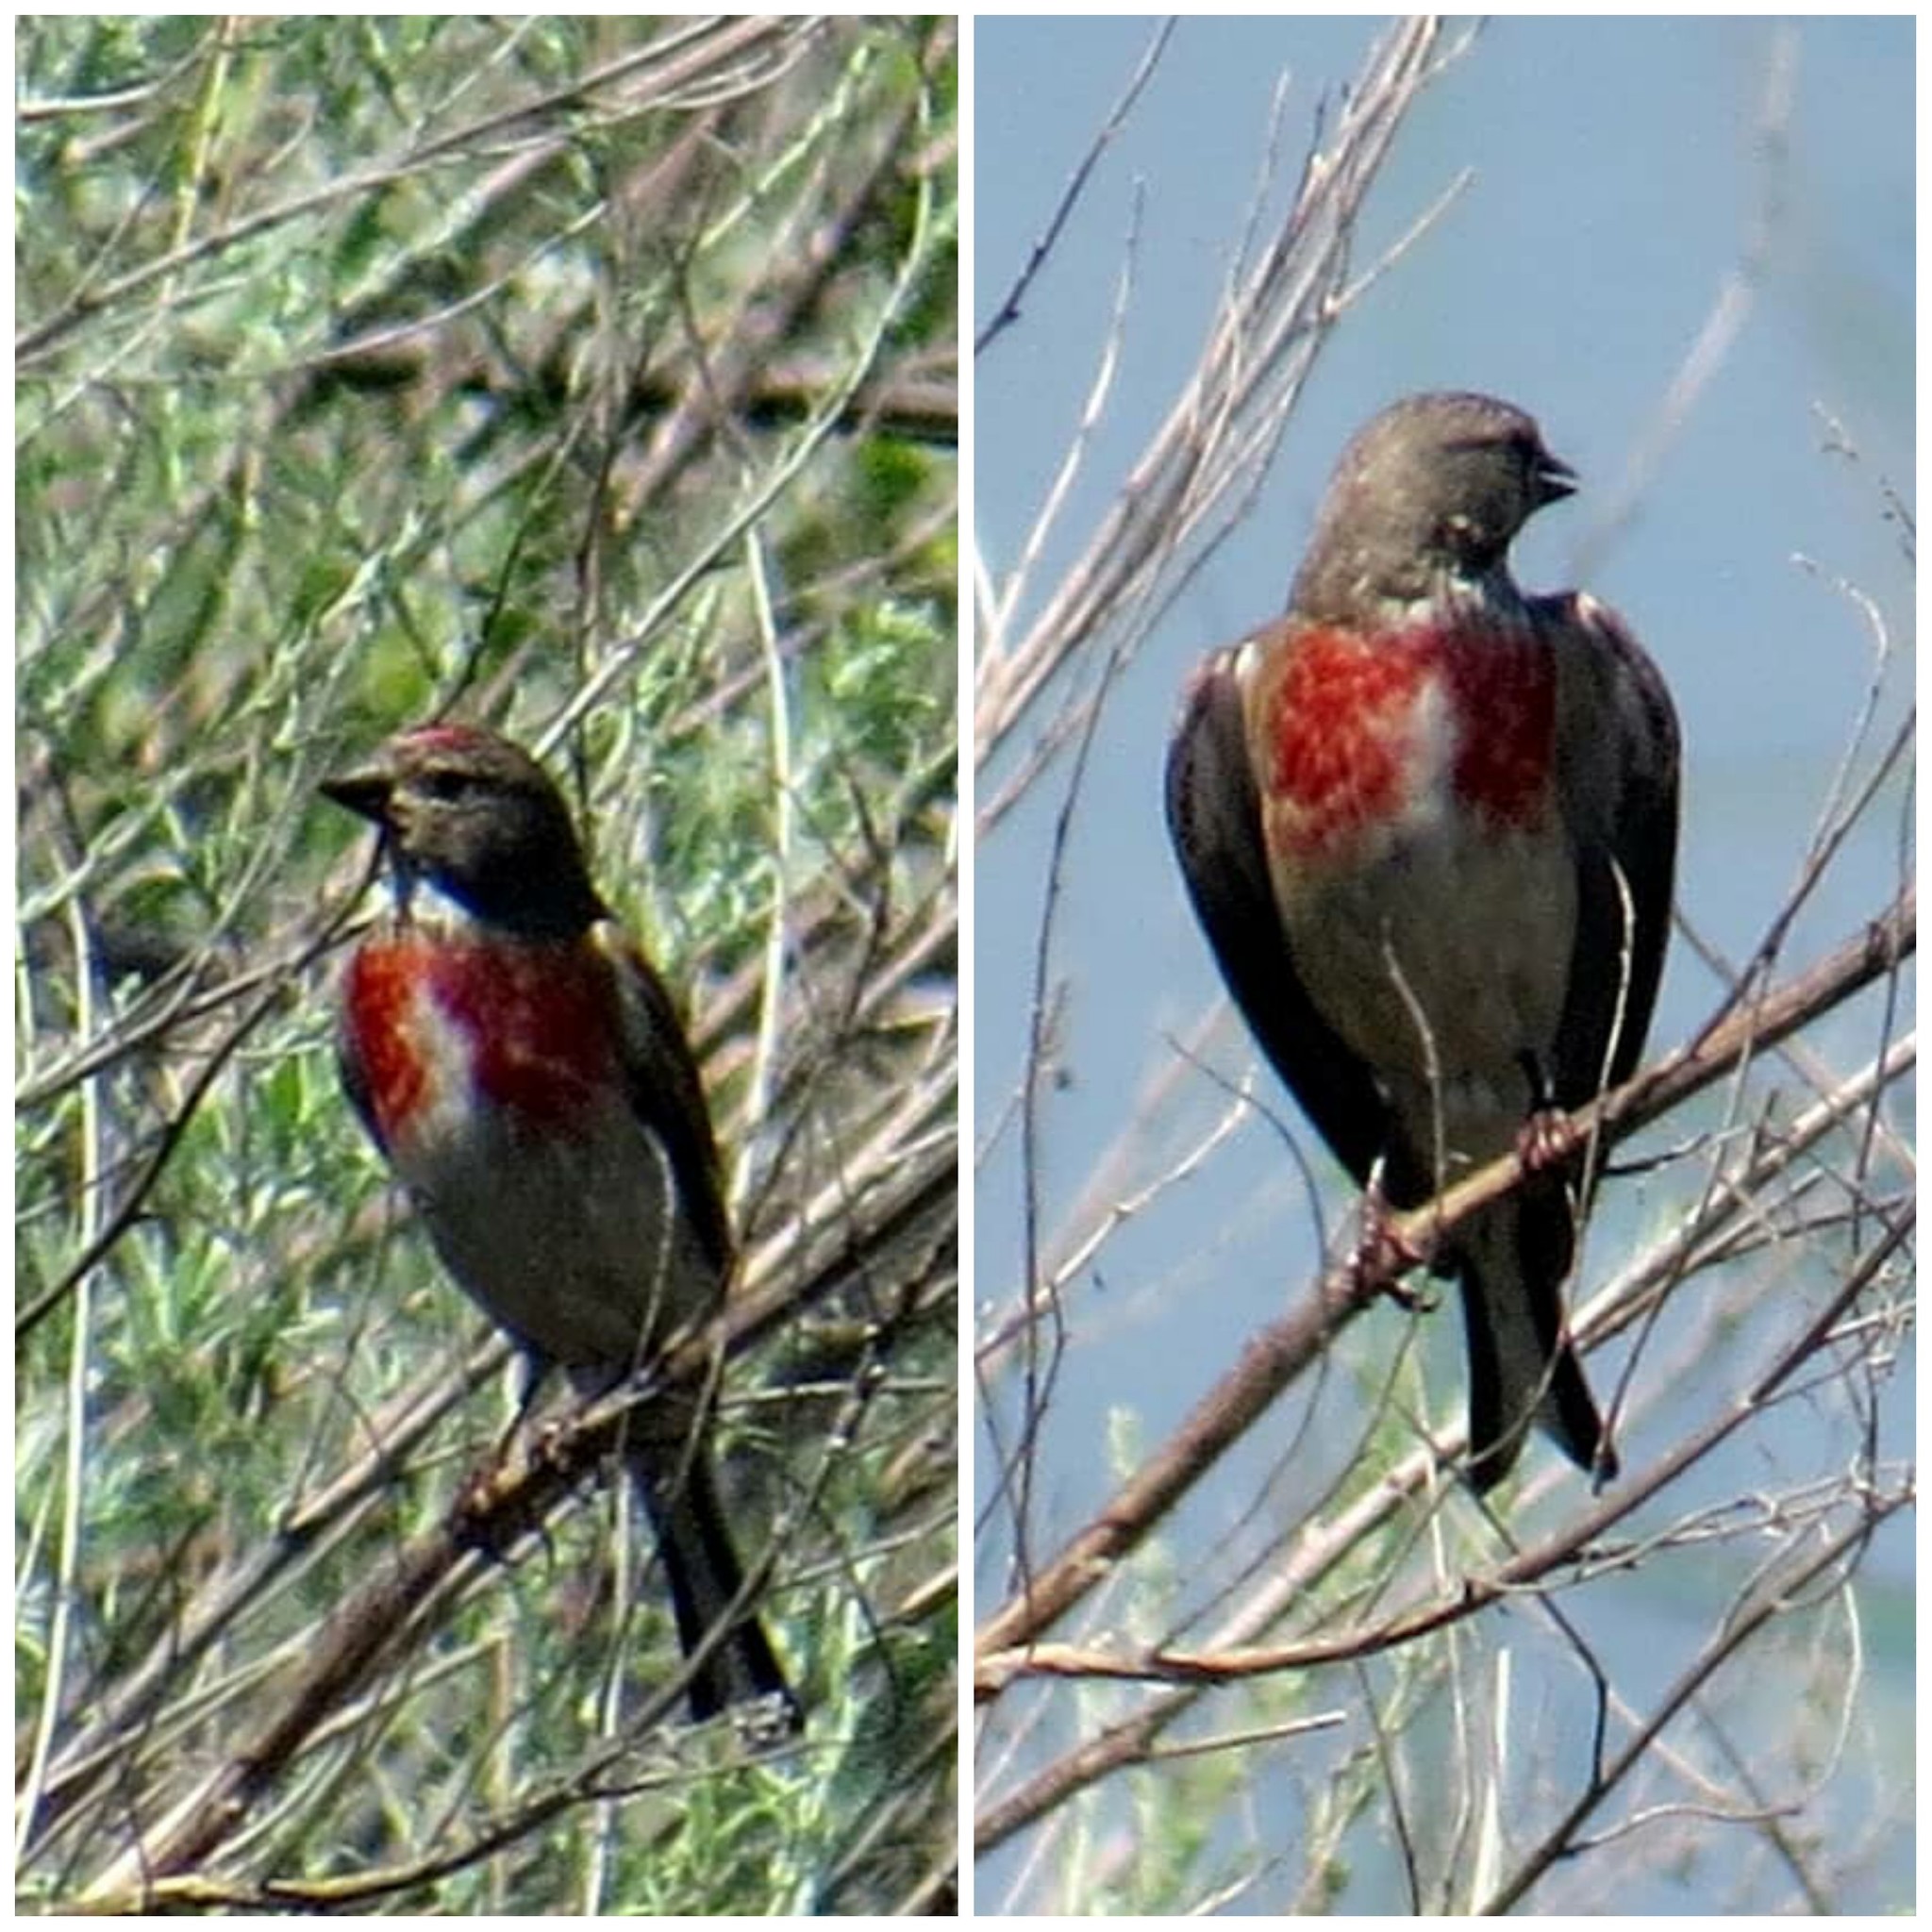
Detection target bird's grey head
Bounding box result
[1290,391,1576,622]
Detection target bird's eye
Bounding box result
[420,769,473,803]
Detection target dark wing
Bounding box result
[1164,644,1403,1194]
[595,923,738,1284]
[1541,592,1681,1113]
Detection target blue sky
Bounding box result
[974,17,1912,1914]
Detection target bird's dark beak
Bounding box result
[320,761,395,828]
[1534,450,1577,507]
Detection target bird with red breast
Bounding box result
[1166,391,1679,1491]
[322,722,798,1724]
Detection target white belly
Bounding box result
[387,1008,721,1372]
[1283,808,1576,1166]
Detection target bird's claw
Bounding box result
[1345,1189,1432,1308]
[1515,1104,1577,1173]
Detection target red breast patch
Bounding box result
[1261,615,1555,860]
[342,931,620,1144]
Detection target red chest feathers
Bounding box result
[341,931,620,1148]
[1259,616,1556,860]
